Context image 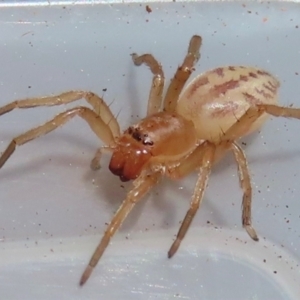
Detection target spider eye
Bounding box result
[127,126,154,146]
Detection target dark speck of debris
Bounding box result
[273,270,277,274]
[146,5,152,13]
[263,259,266,263]
[102,88,107,92]
[28,86,31,89]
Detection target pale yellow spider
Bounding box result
[0,35,299,286]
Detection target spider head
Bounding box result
[109,128,152,182]
[109,112,197,182]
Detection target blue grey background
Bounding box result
[0,1,299,299]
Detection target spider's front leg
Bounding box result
[0,106,117,169]
[163,35,202,113]
[0,91,120,137]
[0,91,120,170]
[131,52,165,115]
[80,171,161,286]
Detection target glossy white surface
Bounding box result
[0,2,300,299]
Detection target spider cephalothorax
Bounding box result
[109,111,197,181]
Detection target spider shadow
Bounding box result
[0,133,96,179]
[2,128,300,236]
[83,164,168,233]
[147,131,300,231]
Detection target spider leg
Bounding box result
[0,91,120,138]
[163,35,202,113]
[258,103,300,119]
[90,146,113,170]
[79,172,161,286]
[0,107,115,169]
[0,91,120,169]
[231,142,258,241]
[218,103,300,142]
[131,53,165,115]
[167,144,206,180]
[168,142,215,258]
[219,103,300,240]
[220,106,265,141]
[167,141,232,180]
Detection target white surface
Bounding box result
[0,1,300,299]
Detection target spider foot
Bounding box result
[79,265,93,286]
[90,157,101,171]
[245,224,259,241]
[168,239,181,258]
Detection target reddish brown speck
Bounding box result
[268,80,280,89]
[249,72,258,78]
[146,5,152,13]
[188,76,209,98]
[229,66,236,71]
[257,69,271,76]
[263,83,277,94]
[243,92,262,105]
[240,75,248,82]
[255,88,273,99]
[213,80,240,96]
[214,67,224,77]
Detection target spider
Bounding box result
[0,35,299,286]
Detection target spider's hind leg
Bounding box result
[220,103,300,241]
[231,142,258,241]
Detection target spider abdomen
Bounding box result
[177,66,280,143]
